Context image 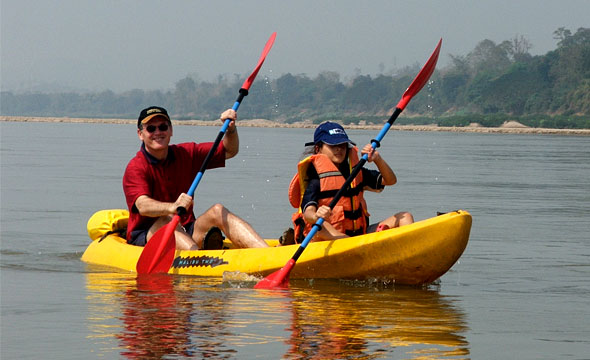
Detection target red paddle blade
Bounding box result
[253,259,295,289]
[396,38,442,110]
[136,216,179,274]
[241,32,277,91]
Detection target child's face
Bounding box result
[317,143,348,164]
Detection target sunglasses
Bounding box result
[144,123,169,133]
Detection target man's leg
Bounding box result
[193,204,269,248]
[380,211,414,228]
[147,215,199,250]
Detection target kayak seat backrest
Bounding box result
[87,209,129,241]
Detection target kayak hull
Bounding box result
[82,210,471,285]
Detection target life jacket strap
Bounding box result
[344,208,364,220]
[318,183,363,200]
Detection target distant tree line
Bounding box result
[2,27,589,129]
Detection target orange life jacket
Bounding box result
[288,148,369,241]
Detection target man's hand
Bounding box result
[220,108,239,158]
[220,109,237,134]
[173,193,193,214]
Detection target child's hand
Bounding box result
[361,143,380,162]
[316,205,332,221]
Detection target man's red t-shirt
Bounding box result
[122,142,226,242]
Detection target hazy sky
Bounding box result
[1,0,588,93]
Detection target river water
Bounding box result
[1,121,589,359]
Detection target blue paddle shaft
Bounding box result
[181,93,245,214]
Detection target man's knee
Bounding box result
[206,203,228,217]
[398,211,414,225]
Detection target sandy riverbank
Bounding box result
[2,116,589,136]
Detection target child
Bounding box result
[288,122,413,243]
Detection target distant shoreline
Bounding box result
[2,116,590,136]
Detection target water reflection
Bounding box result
[283,280,470,359]
[117,274,193,358]
[86,273,235,359]
[86,274,469,359]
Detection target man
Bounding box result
[123,105,268,250]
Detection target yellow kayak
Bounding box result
[82,209,471,285]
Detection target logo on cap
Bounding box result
[147,108,163,115]
[329,129,346,136]
[138,106,170,128]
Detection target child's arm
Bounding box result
[361,143,397,186]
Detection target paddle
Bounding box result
[136,32,277,274]
[254,38,442,289]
